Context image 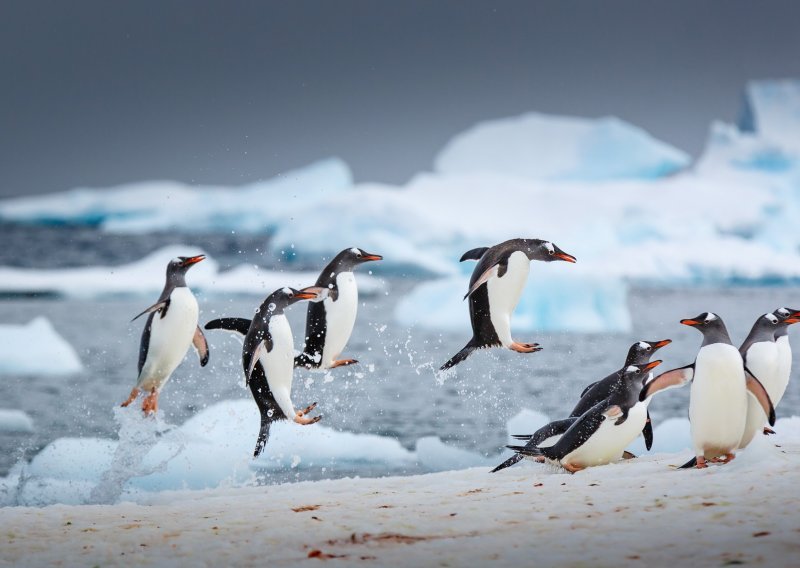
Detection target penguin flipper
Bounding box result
[490,454,523,473]
[639,364,694,401]
[463,264,500,300]
[192,326,210,366]
[744,367,777,426]
[459,247,490,262]
[678,456,698,469]
[440,339,480,371]
[204,317,252,336]
[249,360,287,458]
[643,411,654,451]
[131,300,169,322]
[580,381,599,398]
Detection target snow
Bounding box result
[1,418,798,566]
[0,410,35,433]
[0,317,82,375]
[740,79,800,152]
[0,245,385,298]
[435,112,691,180]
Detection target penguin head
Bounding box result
[523,240,577,263]
[774,307,800,322]
[680,312,725,332]
[166,255,205,285]
[274,286,328,308]
[626,339,672,365]
[622,360,662,382]
[332,247,383,271]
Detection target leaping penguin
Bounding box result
[294,247,382,370]
[121,255,209,415]
[440,238,576,370]
[205,286,327,457]
[640,312,776,469]
[505,361,662,473]
[492,339,670,473]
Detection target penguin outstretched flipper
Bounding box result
[490,454,523,473]
[192,326,210,366]
[440,339,481,371]
[643,411,654,451]
[204,317,252,335]
[131,299,169,322]
[460,247,490,262]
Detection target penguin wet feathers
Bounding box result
[441,238,576,371]
[121,255,208,415]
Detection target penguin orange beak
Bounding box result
[680,319,701,327]
[296,286,327,301]
[644,360,662,372]
[182,255,206,266]
[554,252,577,263]
[362,253,383,262]
[786,317,800,325]
[652,339,672,349]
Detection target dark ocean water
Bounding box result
[1,225,799,478]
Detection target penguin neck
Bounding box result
[740,323,775,355]
[775,324,789,339]
[160,273,186,300]
[701,325,733,347]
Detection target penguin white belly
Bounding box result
[321,272,358,367]
[563,406,646,467]
[260,315,297,419]
[739,341,780,448]
[138,288,198,391]
[775,336,792,406]
[486,251,530,347]
[689,344,747,458]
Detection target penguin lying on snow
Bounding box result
[121,255,209,415]
[441,238,576,371]
[505,361,663,473]
[492,339,670,473]
[205,286,327,457]
[294,247,382,370]
[640,312,776,469]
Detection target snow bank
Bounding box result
[0,317,82,375]
[0,410,35,433]
[0,245,384,298]
[0,158,351,232]
[435,112,690,181]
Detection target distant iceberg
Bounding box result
[0,409,35,433]
[0,317,82,375]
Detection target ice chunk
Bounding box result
[0,158,352,232]
[0,409,35,433]
[435,112,690,181]
[0,317,82,375]
[740,79,800,152]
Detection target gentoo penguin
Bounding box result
[771,307,800,412]
[294,247,382,370]
[640,313,775,469]
[505,361,663,473]
[440,238,576,370]
[491,339,671,473]
[121,255,209,415]
[205,286,327,457]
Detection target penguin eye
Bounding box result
[645,345,651,351]
[548,249,554,256]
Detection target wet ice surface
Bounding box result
[1,284,799,481]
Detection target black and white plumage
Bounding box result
[205,286,327,457]
[771,307,800,410]
[640,312,775,469]
[294,247,382,370]
[440,238,576,371]
[121,255,209,415]
[505,361,662,473]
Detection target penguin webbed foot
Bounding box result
[294,402,322,425]
[331,358,358,369]
[120,388,140,408]
[141,388,159,416]
[763,426,776,435]
[510,342,542,354]
[561,462,584,474]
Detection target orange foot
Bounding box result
[294,402,322,425]
[510,342,542,354]
[696,456,708,469]
[721,453,736,464]
[562,462,584,474]
[763,427,776,435]
[120,388,140,408]
[141,388,159,416]
[331,359,358,368]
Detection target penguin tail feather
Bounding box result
[678,456,698,469]
[294,353,318,369]
[511,434,533,441]
[490,454,523,473]
[440,339,481,371]
[506,445,546,459]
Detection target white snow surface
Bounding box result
[1,415,798,566]
[0,317,82,375]
[0,245,384,298]
[434,111,691,180]
[0,410,35,433]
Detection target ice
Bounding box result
[0,245,385,298]
[0,158,352,232]
[0,317,82,375]
[0,410,35,433]
[739,79,800,152]
[395,272,632,333]
[434,112,690,181]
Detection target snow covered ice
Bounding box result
[0,317,82,375]
[0,410,35,433]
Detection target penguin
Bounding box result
[639,312,776,469]
[440,238,576,370]
[491,339,670,473]
[294,247,382,370]
[205,286,327,457]
[121,255,209,415]
[771,307,800,413]
[505,361,663,473]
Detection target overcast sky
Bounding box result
[2,0,800,197]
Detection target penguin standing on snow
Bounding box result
[491,339,671,473]
[440,238,576,371]
[294,247,382,370]
[771,307,800,411]
[505,361,663,473]
[121,255,209,415]
[205,286,327,457]
[640,312,775,469]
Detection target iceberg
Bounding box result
[0,410,35,433]
[434,112,690,181]
[0,317,82,375]
[739,79,800,153]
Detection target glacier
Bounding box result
[0,317,83,375]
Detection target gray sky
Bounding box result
[2,0,800,197]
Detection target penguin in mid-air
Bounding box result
[294,247,382,370]
[440,238,576,371]
[505,361,663,473]
[205,286,327,457]
[640,312,775,469]
[492,339,671,473]
[121,255,209,415]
